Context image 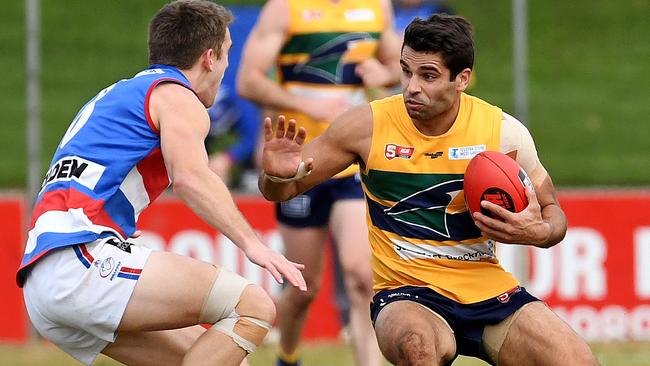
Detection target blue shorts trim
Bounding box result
[370,285,539,364]
[276,174,364,227]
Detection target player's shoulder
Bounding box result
[258,0,290,27]
[501,111,531,135]
[463,93,503,113]
[149,82,205,129]
[336,103,374,127]
[371,94,403,105]
[327,103,373,141]
[151,81,197,104]
[369,94,404,119]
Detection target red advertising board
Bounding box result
[2,191,649,342]
[537,191,650,341]
[135,195,343,340]
[0,197,28,343]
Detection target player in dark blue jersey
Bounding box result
[20,2,306,365]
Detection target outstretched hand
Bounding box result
[472,187,551,246]
[245,243,307,291]
[262,115,314,179]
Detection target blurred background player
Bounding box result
[392,0,454,34]
[258,13,599,366]
[206,5,262,189]
[237,0,401,365]
[18,2,305,365]
[206,84,259,188]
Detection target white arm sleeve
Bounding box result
[500,112,540,175]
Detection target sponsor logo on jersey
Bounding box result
[448,144,486,160]
[40,156,106,191]
[385,143,415,160]
[391,239,495,261]
[107,238,132,253]
[344,8,375,22]
[301,9,322,21]
[424,151,444,159]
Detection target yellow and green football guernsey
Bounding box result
[362,93,520,304]
[279,0,385,178]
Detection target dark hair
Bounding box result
[403,13,474,80]
[148,0,233,69]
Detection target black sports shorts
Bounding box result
[275,174,364,228]
[370,285,539,365]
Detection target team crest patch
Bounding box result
[385,143,415,160]
[98,257,116,278]
[448,144,486,160]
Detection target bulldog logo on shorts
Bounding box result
[99,257,116,278]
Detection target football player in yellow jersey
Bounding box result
[258,13,599,366]
[237,1,401,365]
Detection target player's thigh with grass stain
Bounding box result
[497,301,599,366]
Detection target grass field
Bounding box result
[1,341,649,366]
[1,0,649,188]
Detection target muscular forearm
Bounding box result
[238,71,304,112]
[258,173,299,202]
[536,203,567,248]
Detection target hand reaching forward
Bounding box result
[245,242,307,291]
[472,187,551,246]
[262,115,314,179]
[356,58,393,88]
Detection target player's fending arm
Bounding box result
[472,114,567,248]
[259,105,373,202]
[152,82,306,291]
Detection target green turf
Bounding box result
[2,0,649,188]
[1,341,649,365]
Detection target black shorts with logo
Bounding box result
[275,174,364,228]
[370,285,539,365]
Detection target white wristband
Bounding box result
[265,161,311,183]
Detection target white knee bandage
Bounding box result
[213,311,271,353]
[199,268,250,323]
[199,268,270,353]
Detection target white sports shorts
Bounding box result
[23,237,152,365]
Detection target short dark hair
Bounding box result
[148,0,233,69]
[403,13,474,80]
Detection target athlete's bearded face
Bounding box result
[400,46,469,123]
